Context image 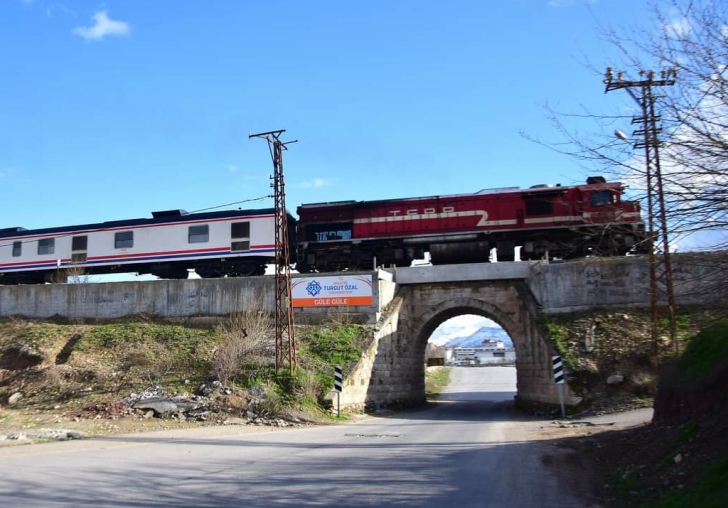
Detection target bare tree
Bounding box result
[50,264,92,284]
[533,0,728,250]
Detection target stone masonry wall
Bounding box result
[363,281,577,408]
[327,287,404,412]
[529,254,720,314]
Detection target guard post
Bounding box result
[334,365,343,416]
[552,355,566,418]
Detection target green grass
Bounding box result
[606,471,643,502]
[425,367,451,398]
[645,455,728,508]
[674,422,699,446]
[675,319,728,381]
[538,315,576,367]
[78,323,217,355]
[7,323,70,349]
[298,324,369,368]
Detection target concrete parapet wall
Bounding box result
[0,271,385,323]
[1,256,717,321]
[529,254,718,314]
[391,262,534,284]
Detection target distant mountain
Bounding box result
[430,325,512,348]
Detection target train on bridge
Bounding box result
[0,176,645,284]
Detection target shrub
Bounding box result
[212,310,274,384]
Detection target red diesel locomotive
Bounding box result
[295,177,645,272]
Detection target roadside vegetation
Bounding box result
[0,314,373,436]
[425,366,451,399]
[583,318,728,508]
[539,306,717,413]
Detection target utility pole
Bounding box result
[604,68,678,357]
[249,129,297,373]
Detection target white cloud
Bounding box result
[666,17,692,37]
[73,11,130,41]
[228,165,239,173]
[299,178,331,189]
[46,4,77,18]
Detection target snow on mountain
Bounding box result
[439,326,513,348]
[428,315,513,348]
[429,315,486,344]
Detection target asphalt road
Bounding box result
[0,367,601,507]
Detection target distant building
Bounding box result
[449,340,516,365]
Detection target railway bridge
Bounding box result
[338,255,715,409]
[0,255,717,408]
[360,264,558,408]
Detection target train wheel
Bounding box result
[295,263,315,274]
[167,269,190,280]
[194,268,216,279]
[229,263,265,277]
[496,241,515,262]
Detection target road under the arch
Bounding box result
[436,365,517,403]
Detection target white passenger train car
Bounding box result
[0,208,291,284]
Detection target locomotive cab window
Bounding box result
[525,199,553,216]
[38,238,55,255]
[188,225,209,244]
[307,222,353,242]
[590,191,613,207]
[114,231,134,249]
[231,222,250,252]
[12,241,21,257]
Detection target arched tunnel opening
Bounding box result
[424,312,518,404]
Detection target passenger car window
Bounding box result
[115,231,134,249]
[231,221,250,252]
[72,236,88,251]
[188,225,209,243]
[38,238,55,255]
[12,241,21,257]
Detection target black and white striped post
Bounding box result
[552,355,566,418]
[334,366,343,416]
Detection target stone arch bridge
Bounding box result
[337,255,716,410]
[346,266,563,409]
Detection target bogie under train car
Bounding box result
[295,177,645,272]
[0,208,295,285]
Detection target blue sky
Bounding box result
[1,0,662,232]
